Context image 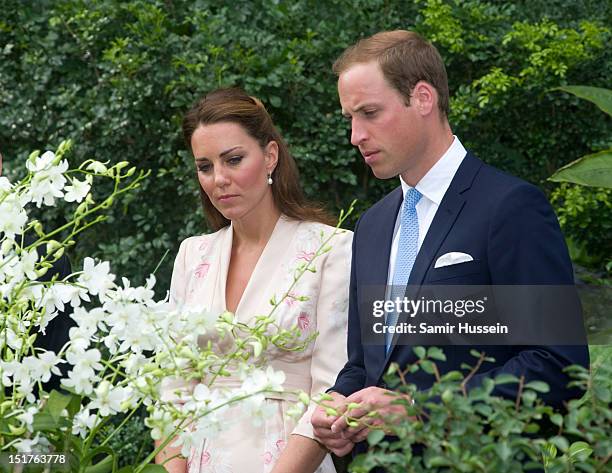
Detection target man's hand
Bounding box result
[330,387,414,443]
[311,391,354,457]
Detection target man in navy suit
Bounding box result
[311,30,588,458]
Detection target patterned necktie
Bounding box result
[385,188,422,353]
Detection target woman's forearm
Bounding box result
[271,433,327,473]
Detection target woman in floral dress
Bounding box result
[158,88,352,473]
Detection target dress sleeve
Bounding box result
[292,229,352,438]
[160,238,198,404]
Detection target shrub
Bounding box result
[347,347,611,473]
[551,183,612,271]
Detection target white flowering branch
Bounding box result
[0,141,353,471]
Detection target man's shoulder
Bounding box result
[466,151,545,200]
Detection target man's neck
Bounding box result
[400,124,454,187]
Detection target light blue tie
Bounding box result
[385,188,422,353]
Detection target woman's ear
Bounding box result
[265,141,279,173]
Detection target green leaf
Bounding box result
[549,435,569,452]
[474,404,492,417]
[421,360,435,374]
[494,373,519,385]
[522,390,537,404]
[440,370,463,382]
[45,390,73,422]
[568,441,593,462]
[482,377,495,393]
[83,454,114,473]
[495,441,512,461]
[543,442,558,462]
[524,381,550,393]
[427,346,446,361]
[367,429,385,446]
[66,393,83,417]
[593,384,611,403]
[550,413,563,427]
[555,85,612,116]
[549,149,612,188]
[83,447,117,473]
[426,456,451,467]
[32,411,59,431]
[469,349,483,358]
[524,423,540,434]
[386,363,398,375]
[413,346,426,359]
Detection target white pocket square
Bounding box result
[434,252,474,268]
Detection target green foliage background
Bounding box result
[1,0,610,292]
[0,0,612,290]
[1,1,610,468]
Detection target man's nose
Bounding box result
[350,121,367,147]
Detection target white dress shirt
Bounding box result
[387,136,467,284]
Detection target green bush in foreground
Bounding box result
[344,348,611,473]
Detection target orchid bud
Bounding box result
[298,392,310,406]
[46,240,62,254]
[32,220,44,237]
[8,424,26,436]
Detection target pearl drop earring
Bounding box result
[267,172,273,185]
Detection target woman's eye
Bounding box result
[197,163,211,173]
[228,156,243,165]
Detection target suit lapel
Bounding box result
[364,188,403,373]
[378,153,483,375]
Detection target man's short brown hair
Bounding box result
[333,30,450,117]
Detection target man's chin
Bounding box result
[370,166,398,180]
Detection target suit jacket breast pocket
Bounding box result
[427,260,486,283]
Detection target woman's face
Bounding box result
[191,122,278,222]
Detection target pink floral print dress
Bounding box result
[164,216,352,473]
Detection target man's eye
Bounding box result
[363,110,377,117]
[228,156,243,165]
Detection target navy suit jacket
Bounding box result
[331,152,589,407]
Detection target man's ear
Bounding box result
[412,81,436,116]
[265,141,279,173]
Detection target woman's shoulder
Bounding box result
[297,220,353,240]
[294,220,353,257]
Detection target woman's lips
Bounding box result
[217,194,238,202]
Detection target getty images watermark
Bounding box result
[371,294,507,336]
[358,285,601,346]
